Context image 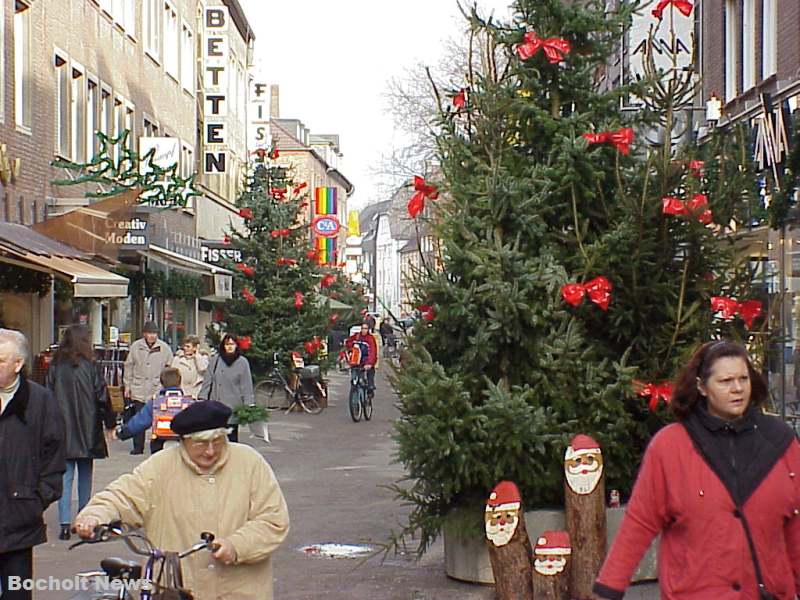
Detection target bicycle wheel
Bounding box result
[255,379,290,410]
[362,390,373,421]
[349,386,362,422]
[300,394,324,415]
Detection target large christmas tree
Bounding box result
[392,0,768,553]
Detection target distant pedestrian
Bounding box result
[123,321,173,455]
[0,328,66,600]
[379,318,394,346]
[365,312,376,333]
[198,334,254,442]
[46,324,115,541]
[171,335,208,398]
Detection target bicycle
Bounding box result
[348,366,373,422]
[68,521,215,600]
[253,352,325,415]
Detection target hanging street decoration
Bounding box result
[582,128,634,155]
[515,31,572,64]
[634,381,674,411]
[293,182,308,195]
[662,193,713,224]
[652,0,693,20]
[561,276,613,311]
[710,297,763,329]
[407,176,439,219]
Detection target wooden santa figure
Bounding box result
[531,530,571,600]
[484,481,533,600]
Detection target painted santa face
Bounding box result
[533,533,571,576]
[534,554,567,576]
[484,507,519,547]
[564,447,603,495]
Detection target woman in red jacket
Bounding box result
[594,340,800,600]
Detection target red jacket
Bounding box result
[345,333,377,367]
[595,422,800,599]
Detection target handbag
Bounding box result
[152,552,193,600]
[738,507,778,600]
[202,357,219,401]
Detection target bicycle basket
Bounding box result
[153,552,193,600]
[300,365,320,380]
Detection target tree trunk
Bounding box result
[565,479,606,599]
[485,512,533,600]
[532,562,570,600]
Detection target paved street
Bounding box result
[33,369,659,599]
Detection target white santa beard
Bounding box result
[485,520,517,547]
[565,465,602,494]
[534,556,567,575]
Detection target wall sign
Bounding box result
[312,215,341,238]
[201,242,243,264]
[107,216,149,248]
[203,6,229,174]
[314,187,339,264]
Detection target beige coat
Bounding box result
[123,338,173,402]
[171,351,209,398]
[77,443,289,600]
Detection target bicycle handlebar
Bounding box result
[70,522,216,557]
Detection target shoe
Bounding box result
[130,449,143,455]
[59,525,71,541]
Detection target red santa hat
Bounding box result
[534,530,572,556]
[566,433,601,458]
[485,481,521,511]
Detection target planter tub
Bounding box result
[248,421,269,442]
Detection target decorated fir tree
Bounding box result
[391,0,769,554]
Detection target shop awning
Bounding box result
[143,244,233,276]
[0,223,129,298]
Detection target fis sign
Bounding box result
[203,6,229,173]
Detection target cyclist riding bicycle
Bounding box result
[345,322,377,399]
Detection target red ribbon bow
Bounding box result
[662,193,713,224]
[293,182,308,195]
[516,31,572,64]
[270,229,290,238]
[271,188,287,200]
[223,235,231,245]
[238,336,252,351]
[582,128,634,155]
[321,274,336,288]
[688,160,705,178]
[277,257,297,266]
[636,381,674,411]
[235,263,255,277]
[652,0,693,20]
[270,148,280,160]
[710,297,762,329]
[561,276,613,311]
[418,305,436,321]
[304,336,322,354]
[293,291,305,310]
[453,89,466,110]
[238,208,253,219]
[407,176,439,218]
[305,249,320,261]
[241,288,256,305]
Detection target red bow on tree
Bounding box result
[223,234,231,245]
[662,193,713,224]
[270,148,280,160]
[516,31,572,64]
[238,336,252,351]
[561,276,613,311]
[241,288,256,305]
[238,208,253,219]
[710,296,762,329]
[293,291,305,310]
[329,313,339,324]
[271,188,287,200]
[652,0,693,20]
[270,229,290,238]
[582,128,635,155]
[688,160,705,178]
[418,305,436,321]
[304,336,322,354]
[277,257,297,266]
[453,89,466,110]
[235,263,255,277]
[407,176,439,218]
[305,249,319,261]
[321,274,336,288]
[635,381,674,411]
[293,182,308,195]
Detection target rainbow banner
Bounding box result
[315,187,338,265]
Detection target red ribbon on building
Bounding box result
[561,276,613,311]
[293,182,308,195]
[652,0,693,20]
[516,31,572,64]
[662,193,713,224]
[582,128,634,155]
[710,296,762,329]
[407,176,439,219]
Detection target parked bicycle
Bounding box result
[254,352,325,414]
[68,521,215,600]
[348,366,373,422]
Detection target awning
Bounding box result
[0,223,129,298]
[143,244,233,276]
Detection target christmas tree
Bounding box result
[391,0,768,554]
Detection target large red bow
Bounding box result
[561,276,613,311]
[270,229,290,238]
[453,89,466,110]
[238,336,252,351]
[635,381,674,411]
[271,188,287,200]
[235,263,255,277]
[321,274,336,288]
[304,336,322,354]
[516,31,572,64]
[277,257,297,266]
[241,288,256,305]
[418,305,436,321]
[238,208,253,219]
[688,160,705,178]
[293,291,305,310]
[407,176,439,218]
[652,0,693,20]
[582,128,634,155]
[662,193,713,224]
[710,296,762,328]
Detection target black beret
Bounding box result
[171,401,232,436]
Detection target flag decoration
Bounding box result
[315,187,338,265]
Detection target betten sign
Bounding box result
[312,215,340,238]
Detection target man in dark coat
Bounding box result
[0,329,66,600]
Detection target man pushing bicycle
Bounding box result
[345,322,378,399]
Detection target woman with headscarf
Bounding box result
[198,333,254,442]
[46,324,115,541]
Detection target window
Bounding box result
[87,79,98,160]
[143,116,159,137]
[55,53,70,157]
[0,1,5,122]
[124,0,135,35]
[100,85,112,141]
[742,0,755,90]
[180,142,194,179]
[143,0,160,60]
[125,104,135,151]
[99,0,112,16]
[762,0,777,79]
[111,0,123,25]
[164,3,179,79]
[724,0,738,102]
[14,1,32,130]
[71,65,86,163]
[113,96,123,161]
[180,22,194,94]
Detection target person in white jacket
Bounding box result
[171,335,208,398]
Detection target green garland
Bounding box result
[0,264,51,295]
[127,270,204,300]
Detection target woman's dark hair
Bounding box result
[670,340,768,420]
[218,334,239,355]
[54,324,95,366]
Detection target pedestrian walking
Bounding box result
[0,328,66,600]
[379,318,393,346]
[46,324,116,541]
[593,340,800,599]
[74,401,290,600]
[171,335,208,398]
[198,334,254,442]
[123,321,173,455]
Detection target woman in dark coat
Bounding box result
[46,324,115,540]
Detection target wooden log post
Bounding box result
[564,434,607,600]
[484,481,533,600]
[531,530,571,600]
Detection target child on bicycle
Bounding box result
[345,322,377,398]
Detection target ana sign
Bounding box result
[312,216,340,238]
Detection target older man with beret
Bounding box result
[74,401,289,600]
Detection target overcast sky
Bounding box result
[238,0,512,210]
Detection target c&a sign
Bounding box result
[312,215,341,238]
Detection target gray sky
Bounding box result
[238,0,512,209]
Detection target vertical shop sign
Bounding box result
[203,6,229,173]
[314,187,339,265]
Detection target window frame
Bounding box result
[14,0,32,132]
[724,0,739,103]
[163,0,179,81]
[180,19,195,95]
[54,49,71,158]
[762,0,777,80]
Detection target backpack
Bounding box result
[348,339,370,367]
[151,389,195,440]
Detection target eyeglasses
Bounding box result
[187,437,225,451]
